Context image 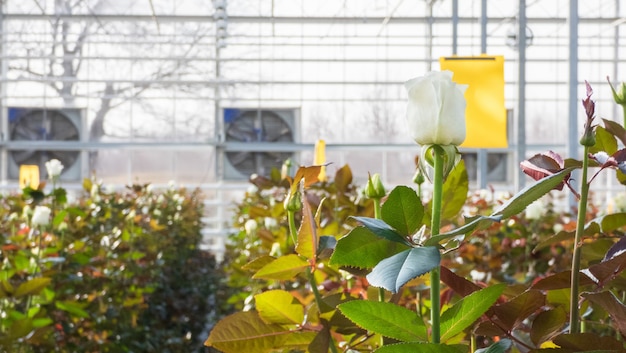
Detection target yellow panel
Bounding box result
[440,55,507,148]
[19,165,40,189]
[313,139,327,182]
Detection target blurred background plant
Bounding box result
[0,177,229,352]
[215,158,626,352]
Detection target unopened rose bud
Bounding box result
[284,190,302,212]
[365,173,385,199]
[412,169,426,186]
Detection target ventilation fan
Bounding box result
[222,108,298,180]
[7,108,84,181]
[462,152,508,183]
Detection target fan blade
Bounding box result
[228,151,253,166]
[11,150,40,165]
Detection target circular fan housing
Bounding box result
[9,108,81,180]
[224,109,294,178]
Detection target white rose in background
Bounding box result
[405,70,467,146]
[525,200,546,220]
[45,159,64,179]
[244,219,258,236]
[31,205,51,227]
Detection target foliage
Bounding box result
[209,82,626,352]
[213,154,626,352]
[0,179,226,352]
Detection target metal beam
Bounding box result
[568,0,579,208]
[517,0,527,190]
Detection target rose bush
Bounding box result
[0,178,228,352]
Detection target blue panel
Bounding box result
[7,107,26,124]
[223,108,241,124]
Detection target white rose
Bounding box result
[31,206,51,227]
[244,219,258,235]
[264,217,278,230]
[525,200,546,220]
[44,159,64,178]
[405,70,468,146]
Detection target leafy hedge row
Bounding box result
[214,162,626,352]
[0,179,228,352]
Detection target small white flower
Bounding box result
[553,223,564,233]
[244,219,258,235]
[31,206,51,227]
[264,217,278,230]
[45,159,64,178]
[525,200,546,220]
[22,205,32,220]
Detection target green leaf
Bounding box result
[53,209,67,227]
[205,311,294,353]
[475,339,512,353]
[308,324,331,353]
[381,186,423,236]
[253,254,309,280]
[439,159,469,221]
[329,227,409,269]
[14,277,52,298]
[254,290,304,326]
[55,300,89,318]
[7,318,34,340]
[493,167,575,219]
[427,168,573,246]
[52,187,68,204]
[589,126,618,155]
[440,283,505,342]
[602,118,626,146]
[351,217,412,247]
[296,198,317,261]
[317,236,336,260]
[366,247,440,293]
[533,230,574,252]
[530,307,567,346]
[424,215,501,247]
[0,279,14,297]
[242,256,277,272]
[585,212,626,234]
[338,300,427,342]
[374,343,466,353]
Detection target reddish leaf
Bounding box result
[553,332,623,351]
[334,164,353,193]
[604,235,626,261]
[582,291,626,338]
[583,251,626,287]
[531,271,595,291]
[581,80,595,120]
[530,307,567,346]
[489,290,545,332]
[440,266,481,297]
[520,151,570,191]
